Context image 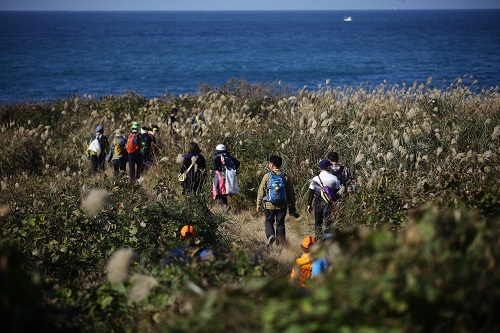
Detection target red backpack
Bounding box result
[126,133,141,154]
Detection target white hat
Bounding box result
[215,144,227,152]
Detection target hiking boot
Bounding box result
[266,235,275,247]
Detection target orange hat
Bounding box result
[301,236,316,249]
[180,225,195,237]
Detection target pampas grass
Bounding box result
[107,248,134,283]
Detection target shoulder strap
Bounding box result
[317,174,325,187]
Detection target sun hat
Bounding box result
[95,125,104,133]
[301,236,316,249]
[215,144,227,153]
[319,159,332,170]
[180,225,196,237]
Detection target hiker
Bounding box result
[307,159,340,239]
[256,155,299,246]
[327,151,353,196]
[192,109,203,136]
[169,107,179,140]
[140,126,154,174]
[151,124,162,151]
[86,125,110,176]
[212,144,240,212]
[126,123,143,182]
[312,228,336,278]
[327,152,353,222]
[164,225,215,265]
[180,142,207,194]
[107,128,128,177]
[290,236,316,288]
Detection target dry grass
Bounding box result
[221,209,316,276]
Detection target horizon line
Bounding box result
[1,8,500,12]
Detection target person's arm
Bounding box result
[107,140,114,162]
[232,156,241,170]
[307,189,315,214]
[256,173,269,211]
[285,174,297,213]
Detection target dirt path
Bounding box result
[219,209,316,276]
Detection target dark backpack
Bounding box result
[126,133,141,154]
[267,172,287,205]
[331,165,348,187]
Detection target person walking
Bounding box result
[212,144,240,212]
[307,159,340,239]
[290,236,316,288]
[256,155,299,246]
[126,123,143,182]
[86,125,109,177]
[180,142,207,194]
[107,128,128,177]
[327,151,353,222]
[140,126,154,174]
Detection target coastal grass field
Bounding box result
[1,78,499,332]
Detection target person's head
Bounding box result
[301,236,316,253]
[152,125,159,134]
[319,159,332,171]
[115,128,123,136]
[214,143,227,154]
[188,142,202,154]
[180,225,196,245]
[327,152,339,163]
[141,126,148,134]
[95,125,104,134]
[171,107,179,115]
[131,122,140,132]
[268,155,282,170]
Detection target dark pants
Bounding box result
[112,158,127,177]
[265,208,287,243]
[90,154,105,176]
[314,203,333,239]
[128,153,143,182]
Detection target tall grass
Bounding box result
[0,78,499,332]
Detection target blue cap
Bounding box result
[319,159,332,170]
[95,125,104,133]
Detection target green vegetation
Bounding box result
[1,78,499,332]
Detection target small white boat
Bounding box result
[343,16,352,22]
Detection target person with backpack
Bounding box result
[180,142,207,194]
[107,128,128,177]
[327,151,353,222]
[126,123,143,182]
[212,144,240,212]
[327,151,353,196]
[290,236,316,288]
[140,126,154,174]
[86,125,109,177]
[307,159,340,239]
[256,155,299,246]
[164,225,216,265]
[312,227,336,278]
[191,109,203,136]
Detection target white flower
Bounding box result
[491,125,500,140]
[128,274,158,303]
[355,153,364,164]
[107,248,134,283]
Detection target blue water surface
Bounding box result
[0,10,499,103]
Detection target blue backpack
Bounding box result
[267,172,287,205]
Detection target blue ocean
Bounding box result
[1,10,499,104]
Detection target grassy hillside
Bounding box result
[1,79,499,332]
